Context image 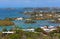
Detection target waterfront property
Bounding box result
[0,8,60,32]
[2,31,14,34]
[41,26,57,32]
[15,17,24,20]
[24,10,60,20]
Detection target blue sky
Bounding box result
[0,0,60,8]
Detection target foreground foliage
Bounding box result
[0,27,60,39]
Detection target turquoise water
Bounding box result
[13,20,60,29]
[0,9,60,31]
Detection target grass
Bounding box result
[0,20,14,26]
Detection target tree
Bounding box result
[2,27,7,31]
[35,28,45,33]
[8,34,21,39]
[56,27,60,33]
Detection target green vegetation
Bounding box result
[0,20,14,26]
[25,20,36,24]
[0,30,60,39]
[0,27,60,39]
[4,18,16,21]
[35,28,45,32]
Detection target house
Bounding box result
[41,26,56,32]
[22,29,35,32]
[2,31,14,34]
[15,17,23,20]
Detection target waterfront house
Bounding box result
[2,31,14,34]
[41,26,56,32]
[15,17,23,20]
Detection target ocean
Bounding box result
[0,9,60,31]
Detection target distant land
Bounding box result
[0,7,60,11]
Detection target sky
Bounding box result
[0,0,60,8]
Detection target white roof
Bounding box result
[49,26,54,28]
[2,31,14,33]
[16,17,23,20]
[41,27,44,29]
[43,29,50,31]
[22,29,34,30]
[43,29,50,32]
[39,14,43,16]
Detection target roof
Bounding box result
[2,31,14,33]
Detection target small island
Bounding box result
[0,20,14,26]
[25,20,36,24]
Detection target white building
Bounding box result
[22,29,35,32]
[16,17,23,20]
[41,26,56,32]
[2,31,14,34]
[39,14,43,16]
